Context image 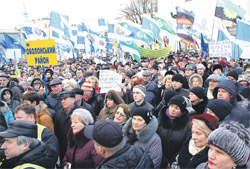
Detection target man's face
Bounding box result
[14,110,35,123]
[51,84,62,95]
[197,68,204,75]
[76,70,83,79]
[0,77,9,87]
[227,76,236,83]
[133,90,144,103]
[132,68,138,73]
[213,69,221,75]
[185,69,194,77]
[75,94,82,103]
[209,80,219,90]
[217,88,231,102]
[61,97,75,111]
[150,68,157,75]
[143,75,151,82]
[172,81,182,90]
[1,137,28,159]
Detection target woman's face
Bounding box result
[189,92,199,102]
[191,124,208,148]
[192,77,200,87]
[169,104,182,117]
[208,144,237,169]
[114,107,127,124]
[106,98,115,108]
[165,79,172,88]
[71,116,85,134]
[89,79,96,87]
[132,116,146,133]
[240,80,248,87]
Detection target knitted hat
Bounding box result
[197,64,205,70]
[133,85,146,97]
[238,75,250,83]
[72,108,94,125]
[132,107,153,124]
[227,70,238,80]
[163,90,177,104]
[185,64,194,70]
[206,99,233,121]
[208,121,250,166]
[81,81,93,91]
[190,113,219,131]
[190,87,206,99]
[172,74,184,84]
[169,95,186,113]
[207,74,221,82]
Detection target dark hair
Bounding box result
[106,92,118,104]
[21,91,40,105]
[14,103,36,119]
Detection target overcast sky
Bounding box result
[0,0,126,29]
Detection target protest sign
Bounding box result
[209,40,232,58]
[25,39,57,66]
[99,70,122,93]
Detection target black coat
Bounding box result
[80,99,96,121]
[48,89,65,112]
[97,144,154,169]
[157,106,191,167]
[0,142,57,168]
[85,89,104,116]
[54,102,81,163]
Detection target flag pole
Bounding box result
[42,66,49,105]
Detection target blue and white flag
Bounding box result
[142,15,161,39]
[23,25,47,40]
[98,19,106,26]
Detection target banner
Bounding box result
[137,46,171,58]
[99,70,122,93]
[209,40,232,58]
[25,39,57,66]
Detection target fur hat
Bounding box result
[172,74,184,84]
[208,121,250,166]
[190,113,219,131]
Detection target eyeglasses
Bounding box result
[115,112,127,118]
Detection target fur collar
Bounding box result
[67,128,89,148]
[122,116,158,143]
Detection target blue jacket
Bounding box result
[2,105,14,124]
[213,80,250,128]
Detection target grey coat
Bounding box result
[122,116,162,168]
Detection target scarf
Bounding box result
[166,108,181,121]
[189,139,207,156]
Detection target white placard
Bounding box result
[209,40,232,58]
[99,70,122,93]
[6,49,21,61]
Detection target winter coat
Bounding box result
[85,89,104,116]
[151,73,159,84]
[0,102,14,124]
[176,136,209,169]
[144,81,158,107]
[122,116,162,168]
[80,99,96,121]
[129,100,155,114]
[0,142,57,168]
[35,104,54,133]
[0,87,20,113]
[0,112,7,130]
[48,89,65,112]
[157,106,191,167]
[6,81,22,101]
[174,87,190,98]
[97,144,154,169]
[189,74,203,89]
[54,102,82,163]
[63,128,103,168]
[213,80,250,128]
[97,89,124,121]
[191,98,209,115]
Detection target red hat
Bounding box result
[218,60,227,68]
[190,113,219,131]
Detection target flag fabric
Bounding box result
[98,19,106,26]
[0,53,7,65]
[23,26,47,40]
[120,40,140,63]
[201,33,209,52]
[0,39,8,49]
[142,15,161,39]
[3,33,18,48]
[137,46,171,58]
[14,51,20,77]
[235,20,250,43]
[215,0,246,23]
[50,11,72,46]
[177,24,196,46]
[176,6,195,25]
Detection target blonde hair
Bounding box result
[191,119,212,136]
[87,76,99,88]
[163,75,173,85]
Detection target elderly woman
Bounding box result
[63,109,103,169]
[172,114,219,168]
[97,89,124,120]
[157,95,191,168]
[122,107,162,168]
[113,103,132,127]
[163,74,173,92]
[62,79,79,91]
[189,73,203,89]
[197,121,250,169]
[189,87,208,115]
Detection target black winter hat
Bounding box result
[190,87,207,99]
[206,99,233,121]
[151,64,158,71]
[132,107,153,124]
[169,95,186,113]
[163,90,178,104]
[172,74,184,84]
[226,70,238,81]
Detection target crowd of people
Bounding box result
[0,52,250,169]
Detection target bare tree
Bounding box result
[121,0,158,24]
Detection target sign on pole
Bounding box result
[25,39,57,66]
[209,40,232,58]
[99,70,122,93]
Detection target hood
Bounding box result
[188,73,203,88]
[104,89,124,105]
[122,116,158,143]
[0,87,14,101]
[0,101,10,114]
[30,78,44,87]
[213,80,236,105]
